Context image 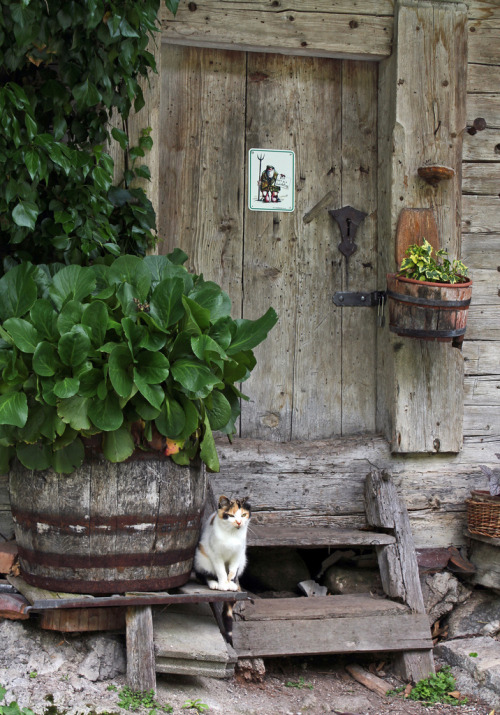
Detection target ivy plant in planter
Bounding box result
[0,252,277,474]
[386,239,473,345]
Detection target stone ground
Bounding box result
[1,620,498,715]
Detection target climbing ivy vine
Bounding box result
[0,0,180,270]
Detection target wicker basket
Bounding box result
[466,493,500,538]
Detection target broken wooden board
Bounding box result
[247,525,396,549]
[0,592,30,620]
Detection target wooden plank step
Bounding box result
[234,594,410,621]
[232,611,433,658]
[247,525,395,548]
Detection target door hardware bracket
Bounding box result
[333,291,386,307]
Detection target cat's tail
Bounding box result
[223,601,234,645]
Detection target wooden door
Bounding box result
[158,46,378,441]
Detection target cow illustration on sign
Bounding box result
[249,149,295,212]
[260,164,286,203]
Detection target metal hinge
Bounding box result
[333,291,386,307]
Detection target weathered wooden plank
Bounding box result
[464,340,500,375]
[465,267,500,304]
[160,4,393,61]
[234,594,409,622]
[465,375,500,405]
[232,613,433,658]
[462,163,500,195]
[158,45,245,312]
[126,606,156,691]
[247,525,396,548]
[340,60,378,434]
[467,64,500,94]
[462,196,500,233]
[0,474,13,540]
[467,93,500,128]
[463,405,500,437]
[465,305,500,340]
[468,21,500,67]
[468,1,500,22]
[462,235,500,271]
[377,0,468,454]
[40,607,125,632]
[463,129,500,161]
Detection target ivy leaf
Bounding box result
[72,78,102,108]
[164,0,181,16]
[0,263,37,319]
[12,200,39,229]
[102,426,135,463]
[0,392,28,427]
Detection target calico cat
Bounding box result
[194,495,251,591]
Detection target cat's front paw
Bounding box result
[225,580,239,591]
[207,579,222,590]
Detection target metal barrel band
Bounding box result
[389,325,467,339]
[387,290,471,310]
[17,545,195,569]
[18,571,190,595]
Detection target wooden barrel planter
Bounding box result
[9,452,205,594]
[386,273,472,343]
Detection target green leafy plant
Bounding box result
[398,239,469,284]
[0,686,35,715]
[389,666,467,706]
[0,252,277,474]
[0,0,181,269]
[116,686,173,713]
[182,700,209,713]
[285,677,313,690]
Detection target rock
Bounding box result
[235,657,266,683]
[420,572,471,624]
[77,635,126,682]
[329,695,373,712]
[299,692,317,711]
[323,566,382,595]
[435,636,500,708]
[244,548,310,592]
[446,589,500,638]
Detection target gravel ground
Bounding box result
[2,652,496,715]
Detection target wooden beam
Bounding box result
[126,606,156,692]
[159,2,393,62]
[377,0,468,454]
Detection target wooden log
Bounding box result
[126,605,156,692]
[345,663,392,697]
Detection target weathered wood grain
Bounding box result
[467,93,500,128]
[468,1,500,22]
[465,306,500,341]
[464,267,499,305]
[160,3,393,61]
[340,60,378,434]
[465,376,500,405]
[462,234,500,270]
[158,45,246,311]
[462,195,500,233]
[463,129,500,161]
[247,525,396,548]
[126,605,156,691]
[463,340,500,375]
[40,607,125,632]
[468,20,500,67]
[462,163,500,195]
[232,613,433,658]
[467,64,500,93]
[345,663,393,697]
[463,405,500,437]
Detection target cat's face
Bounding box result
[217,496,251,529]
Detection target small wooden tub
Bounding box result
[9,452,205,594]
[387,273,472,343]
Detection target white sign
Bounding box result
[248,149,295,212]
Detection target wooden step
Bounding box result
[232,594,433,658]
[247,525,396,548]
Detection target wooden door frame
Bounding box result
[140,0,468,453]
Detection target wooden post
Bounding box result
[365,470,435,682]
[377,0,468,453]
[126,606,156,692]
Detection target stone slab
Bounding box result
[435,636,500,707]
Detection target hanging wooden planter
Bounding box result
[386,273,473,343]
[9,452,205,594]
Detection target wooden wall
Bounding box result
[1,0,499,548]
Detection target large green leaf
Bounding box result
[200,413,219,472]
[12,200,39,229]
[16,443,51,471]
[132,393,161,421]
[49,265,96,309]
[109,345,134,397]
[0,263,37,319]
[81,301,109,346]
[53,376,80,399]
[121,317,144,353]
[206,390,232,431]
[79,368,102,398]
[57,396,91,430]
[134,350,169,385]
[171,358,222,398]
[226,308,278,355]
[58,326,91,366]
[56,300,83,335]
[132,374,165,411]
[177,395,200,440]
[108,255,151,302]
[188,282,232,322]
[209,317,233,350]
[191,334,228,363]
[149,277,185,330]
[155,395,185,437]
[51,438,85,474]
[3,318,40,353]
[0,392,28,427]
[32,341,58,377]
[30,299,58,341]
[102,426,135,463]
[144,255,194,293]
[88,393,123,431]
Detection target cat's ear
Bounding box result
[241,498,251,512]
[218,495,231,509]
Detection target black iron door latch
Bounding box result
[332,291,387,326]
